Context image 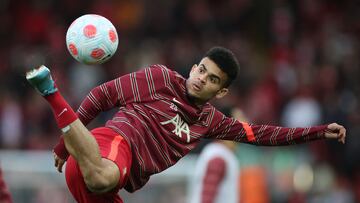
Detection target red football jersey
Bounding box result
[74,65,326,192]
[0,168,12,203]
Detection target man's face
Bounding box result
[186,57,229,104]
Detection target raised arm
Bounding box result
[53,77,124,164]
[53,65,175,170]
[76,77,123,125]
[208,111,346,146]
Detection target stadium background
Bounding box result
[0,0,359,202]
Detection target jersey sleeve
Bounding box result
[0,168,13,203]
[76,65,170,125]
[207,110,327,146]
[54,65,173,160]
[201,157,226,203]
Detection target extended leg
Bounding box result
[26,66,120,193]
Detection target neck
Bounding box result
[185,79,208,107]
[185,89,206,107]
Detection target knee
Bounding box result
[82,160,120,194]
[84,171,116,194]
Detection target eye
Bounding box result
[209,76,219,84]
[199,67,205,73]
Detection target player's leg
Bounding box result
[26,66,120,193]
[65,127,131,203]
[65,120,120,193]
[66,156,124,203]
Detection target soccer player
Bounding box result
[0,168,13,203]
[26,47,346,203]
[189,140,239,203]
[189,108,246,203]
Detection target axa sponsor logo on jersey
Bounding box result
[160,114,190,143]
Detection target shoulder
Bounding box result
[148,64,184,79]
[208,157,226,168]
[202,148,227,171]
[147,64,172,73]
[143,64,186,88]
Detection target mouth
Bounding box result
[192,82,202,91]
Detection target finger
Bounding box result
[340,128,346,136]
[57,161,62,173]
[54,157,58,167]
[339,128,346,144]
[329,123,344,132]
[337,137,344,144]
[338,133,344,144]
[326,132,338,139]
[340,133,346,144]
[58,161,64,173]
[328,123,339,131]
[338,136,344,144]
[53,153,57,167]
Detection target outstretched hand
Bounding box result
[53,151,66,173]
[325,123,346,144]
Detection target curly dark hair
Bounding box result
[204,46,239,87]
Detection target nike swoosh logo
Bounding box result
[58,108,68,117]
[172,98,182,105]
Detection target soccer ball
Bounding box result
[66,14,118,65]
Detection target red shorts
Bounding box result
[65,127,132,203]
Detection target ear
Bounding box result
[215,88,229,99]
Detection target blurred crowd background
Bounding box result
[0,0,359,202]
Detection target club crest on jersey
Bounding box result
[160,114,190,142]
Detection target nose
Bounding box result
[198,74,207,84]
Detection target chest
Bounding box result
[142,97,212,142]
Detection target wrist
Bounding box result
[53,136,70,160]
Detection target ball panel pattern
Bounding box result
[66,14,118,65]
[83,24,97,38]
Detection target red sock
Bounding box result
[44,91,78,129]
